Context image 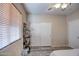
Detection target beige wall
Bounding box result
[14,3,27,23]
[67,10,79,48]
[0,39,22,56]
[28,14,68,47]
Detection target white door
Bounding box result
[68,20,79,48]
[30,23,52,46]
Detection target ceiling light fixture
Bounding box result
[61,3,68,9]
[48,3,71,11]
[53,3,61,8]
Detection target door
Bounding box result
[68,19,79,48]
[30,23,52,46]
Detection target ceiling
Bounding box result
[24,3,79,15]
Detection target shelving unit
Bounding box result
[23,23,31,53]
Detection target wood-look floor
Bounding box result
[23,46,72,56]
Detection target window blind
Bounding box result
[0,4,10,49]
[0,4,22,49]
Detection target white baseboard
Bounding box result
[51,44,69,48]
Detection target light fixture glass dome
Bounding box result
[48,3,70,10]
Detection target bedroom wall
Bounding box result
[67,10,79,48]
[28,14,68,47]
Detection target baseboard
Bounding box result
[51,45,69,48]
[30,46,51,48]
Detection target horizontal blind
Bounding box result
[10,4,22,43]
[0,4,22,49]
[0,4,10,49]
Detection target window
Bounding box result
[0,4,22,49]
